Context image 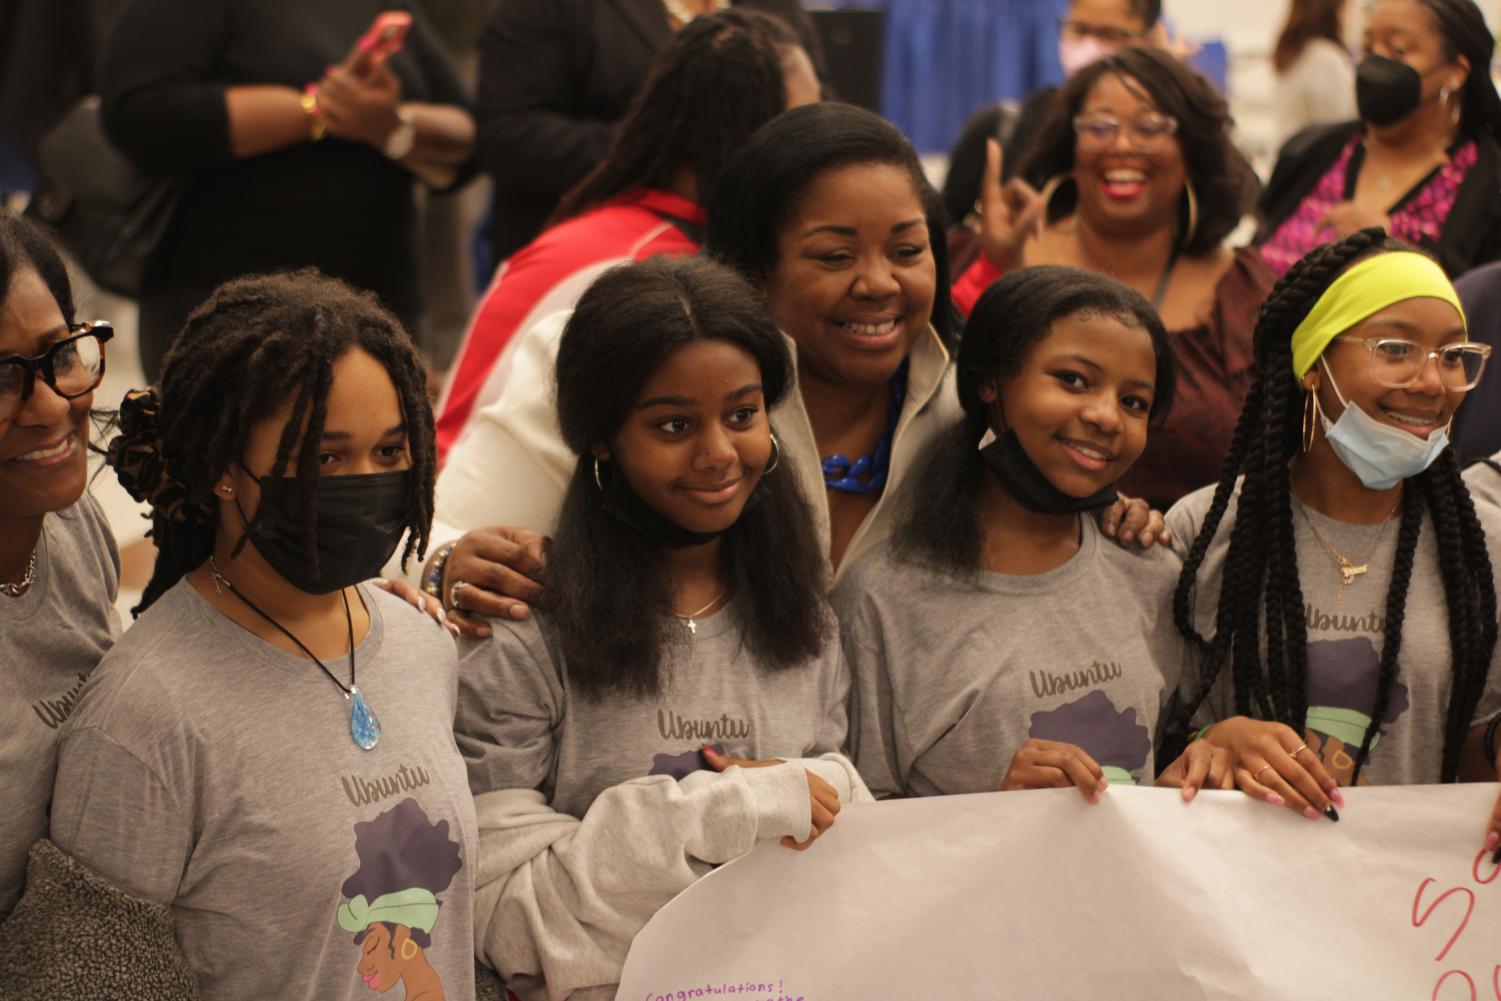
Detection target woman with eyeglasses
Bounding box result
[959,46,1274,510]
[1168,231,1501,847]
[0,213,120,923]
[1257,0,1501,279]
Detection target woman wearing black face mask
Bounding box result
[2,271,481,999]
[1258,0,1501,279]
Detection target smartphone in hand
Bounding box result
[350,11,412,70]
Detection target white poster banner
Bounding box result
[617,785,1501,1001]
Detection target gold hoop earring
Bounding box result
[1181,182,1199,249]
[1302,388,1320,454]
[1038,174,1072,225]
[593,457,606,491]
[764,433,780,475]
[400,938,418,960]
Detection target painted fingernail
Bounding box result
[1324,805,1340,823]
[437,606,448,623]
[1486,831,1499,852]
[1183,785,1197,801]
[1266,792,1285,806]
[1329,788,1346,808]
[445,623,459,637]
[373,578,388,586]
[1303,806,1320,820]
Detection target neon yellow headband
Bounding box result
[1289,252,1467,377]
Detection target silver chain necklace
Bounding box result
[661,0,729,25]
[1,552,36,598]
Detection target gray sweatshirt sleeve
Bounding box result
[472,766,813,1001]
[834,579,905,800]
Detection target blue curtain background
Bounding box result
[816,0,1071,152]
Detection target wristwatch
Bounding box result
[383,108,416,160]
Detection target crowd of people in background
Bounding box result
[3,0,1501,999]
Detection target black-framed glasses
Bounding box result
[1073,111,1180,152]
[0,321,114,423]
[1058,18,1143,46]
[1335,335,1491,391]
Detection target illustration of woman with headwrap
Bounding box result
[337,797,464,1000]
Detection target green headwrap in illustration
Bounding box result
[1303,637,1410,785]
[338,797,463,1000]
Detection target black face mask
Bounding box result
[979,429,1119,515]
[237,467,413,594]
[1356,54,1423,127]
[598,462,767,549]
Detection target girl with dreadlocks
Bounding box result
[835,265,1230,802]
[1170,228,1501,846]
[13,271,478,999]
[457,256,868,1001]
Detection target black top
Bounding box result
[102,0,469,378]
[1255,120,1501,279]
[475,0,823,268]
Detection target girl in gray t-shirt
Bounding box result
[0,215,121,922]
[836,266,1229,803]
[457,258,869,1001]
[18,272,479,1001]
[1170,233,1501,846]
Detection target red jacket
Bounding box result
[436,189,703,459]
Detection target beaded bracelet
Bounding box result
[1485,713,1501,772]
[422,542,457,599]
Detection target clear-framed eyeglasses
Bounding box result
[1334,335,1491,391]
[1072,111,1179,153]
[1057,19,1143,47]
[0,321,114,423]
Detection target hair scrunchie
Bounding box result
[106,388,199,524]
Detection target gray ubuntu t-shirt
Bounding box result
[1169,481,1501,786]
[48,580,477,1001]
[0,492,119,918]
[457,600,851,816]
[832,516,1188,799]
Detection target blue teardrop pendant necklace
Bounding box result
[209,557,382,750]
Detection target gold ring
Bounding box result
[1254,764,1275,784]
[1287,744,1309,759]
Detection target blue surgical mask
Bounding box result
[1317,360,1449,490]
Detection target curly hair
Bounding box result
[551,255,829,700]
[1171,227,1497,782]
[112,269,436,614]
[1018,45,1261,257]
[551,9,799,224]
[896,265,1175,577]
[340,798,462,950]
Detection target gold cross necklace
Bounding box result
[1294,495,1401,604]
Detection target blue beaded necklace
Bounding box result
[821,361,908,494]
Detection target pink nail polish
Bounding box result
[1486,831,1499,852]
[1303,806,1320,820]
[1266,792,1285,806]
[1329,787,1346,808]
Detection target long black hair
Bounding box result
[111,269,437,613]
[896,265,1175,577]
[550,255,829,700]
[1020,46,1260,257]
[1172,227,1497,782]
[1409,0,1501,140]
[705,101,957,347]
[551,10,799,224]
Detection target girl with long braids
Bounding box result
[6,271,478,998]
[457,256,867,1001]
[836,265,1230,802]
[1169,228,1501,845]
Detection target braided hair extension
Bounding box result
[1172,228,1497,782]
[115,270,435,615]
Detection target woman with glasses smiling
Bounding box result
[0,214,121,923]
[958,46,1275,510]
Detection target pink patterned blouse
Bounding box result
[1260,134,1478,275]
